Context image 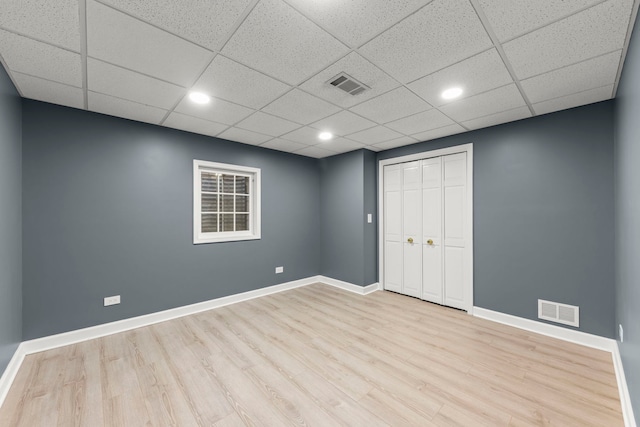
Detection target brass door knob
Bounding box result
[427,239,434,245]
[407,237,414,243]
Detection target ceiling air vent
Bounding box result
[328,73,369,96]
[538,299,579,327]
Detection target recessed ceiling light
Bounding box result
[318,132,333,141]
[189,92,210,104]
[441,87,463,100]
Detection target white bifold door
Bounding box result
[383,153,470,311]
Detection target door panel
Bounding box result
[444,246,465,309]
[443,152,467,311]
[422,188,441,245]
[422,157,441,246]
[385,241,402,293]
[403,241,421,298]
[443,153,466,186]
[403,189,421,244]
[385,191,402,241]
[422,243,442,304]
[444,186,465,247]
[403,161,421,245]
[384,164,402,293]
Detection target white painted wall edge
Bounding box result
[0,275,380,408]
[474,306,636,427]
[614,341,638,427]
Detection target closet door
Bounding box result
[421,157,443,304]
[383,164,402,293]
[402,161,422,298]
[443,153,468,310]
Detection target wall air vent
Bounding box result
[327,73,369,96]
[538,299,579,327]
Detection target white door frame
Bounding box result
[378,143,474,313]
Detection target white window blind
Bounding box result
[194,160,261,244]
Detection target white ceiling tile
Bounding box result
[385,109,455,135]
[439,84,526,122]
[163,112,228,137]
[262,89,341,125]
[279,126,329,145]
[218,127,273,146]
[503,0,633,79]
[260,138,308,153]
[310,110,377,136]
[462,106,532,130]
[88,59,185,110]
[174,95,254,125]
[193,55,291,109]
[347,126,404,144]
[412,123,466,142]
[350,87,431,123]
[372,135,420,150]
[98,0,254,51]
[521,51,622,104]
[359,0,492,83]
[533,85,614,116]
[294,145,337,158]
[317,137,366,154]
[13,72,83,109]
[299,52,401,109]
[477,0,601,42]
[87,0,214,87]
[282,0,431,47]
[0,30,82,87]
[221,0,349,85]
[88,91,167,124]
[407,49,513,106]
[235,111,301,137]
[0,0,80,51]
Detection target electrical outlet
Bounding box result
[619,324,624,343]
[275,266,284,274]
[104,295,121,307]
[367,214,372,223]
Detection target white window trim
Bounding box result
[193,159,261,244]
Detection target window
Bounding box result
[193,160,261,244]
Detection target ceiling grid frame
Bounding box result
[0,0,636,157]
[467,0,535,116]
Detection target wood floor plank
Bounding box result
[0,284,624,426]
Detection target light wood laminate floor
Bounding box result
[0,284,623,426]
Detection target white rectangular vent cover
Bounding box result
[538,299,579,327]
[328,73,369,96]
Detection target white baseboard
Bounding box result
[317,276,380,295]
[613,342,638,427]
[473,306,616,352]
[0,343,27,410]
[20,276,320,356]
[17,276,380,357]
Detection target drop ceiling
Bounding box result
[0,0,637,158]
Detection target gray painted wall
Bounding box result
[614,13,640,419]
[363,149,378,286]
[378,102,615,338]
[22,101,321,339]
[319,149,377,286]
[320,150,365,285]
[0,66,22,376]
